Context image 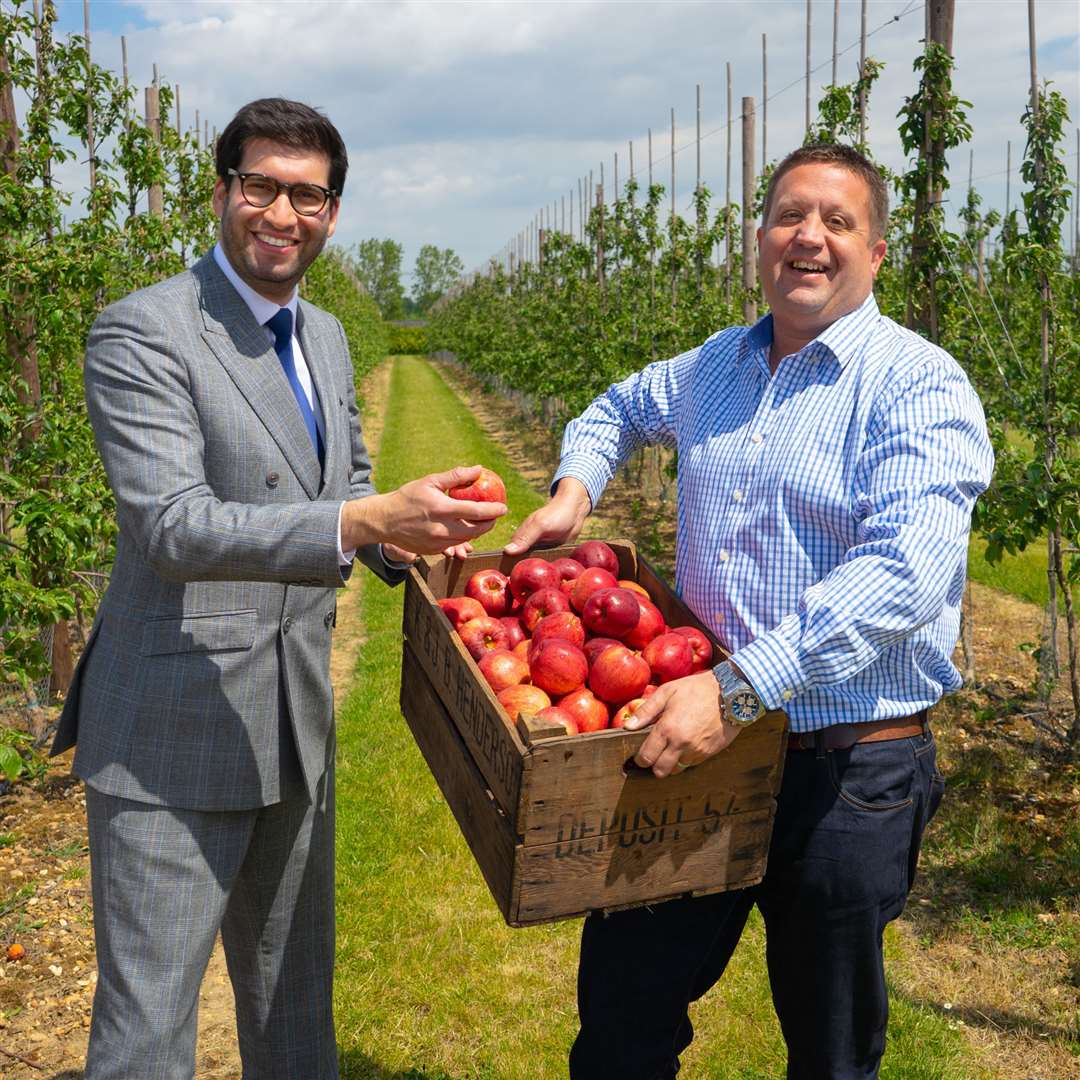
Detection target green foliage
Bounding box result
[411,243,464,312]
[301,245,388,389]
[428,176,744,419]
[387,323,429,354]
[1,0,216,697]
[0,727,47,783]
[351,237,406,319]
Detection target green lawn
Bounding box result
[333,356,991,1078]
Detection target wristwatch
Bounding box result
[713,660,765,727]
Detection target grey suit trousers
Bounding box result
[84,766,337,1080]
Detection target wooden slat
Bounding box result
[517,710,787,846]
[402,572,526,816]
[400,644,519,922]
[512,805,776,926]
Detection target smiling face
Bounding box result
[212,137,339,305]
[757,162,886,359]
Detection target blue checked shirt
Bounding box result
[554,294,995,731]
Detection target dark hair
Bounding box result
[762,144,888,241]
[216,98,348,197]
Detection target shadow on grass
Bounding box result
[339,1050,482,1080]
[891,987,1080,1050]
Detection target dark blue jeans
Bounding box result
[569,728,945,1080]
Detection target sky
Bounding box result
[32,0,1080,289]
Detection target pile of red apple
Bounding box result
[437,541,713,737]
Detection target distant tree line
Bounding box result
[350,238,463,319]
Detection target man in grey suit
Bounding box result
[51,97,504,1079]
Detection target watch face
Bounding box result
[729,689,763,725]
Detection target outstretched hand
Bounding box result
[504,477,592,556]
[622,670,741,778]
[343,465,507,556]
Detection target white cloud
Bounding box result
[41,0,1080,278]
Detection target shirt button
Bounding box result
[751,433,763,445]
[282,616,293,634]
[732,489,744,503]
[266,471,280,488]
[782,688,794,702]
[713,612,725,623]
[718,549,730,563]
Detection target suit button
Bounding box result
[266,471,280,488]
[324,610,334,628]
[282,616,293,634]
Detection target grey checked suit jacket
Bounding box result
[52,253,403,810]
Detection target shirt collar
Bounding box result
[736,291,880,370]
[212,242,298,329]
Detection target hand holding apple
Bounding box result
[622,670,742,778]
[343,465,507,555]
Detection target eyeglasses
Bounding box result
[227,169,337,217]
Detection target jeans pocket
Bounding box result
[827,741,916,812]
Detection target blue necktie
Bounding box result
[266,308,324,466]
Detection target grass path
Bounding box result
[332,356,989,1079]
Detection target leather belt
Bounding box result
[786,713,928,753]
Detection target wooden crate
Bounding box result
[399,540,787,927]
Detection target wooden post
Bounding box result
[670,106,677,313]
[595,185,605,291]
[145,71,163,219]
[909,0,955,339]
[1074,127,1079,270]
[725,62,733,305]
[859,0,868,144]
[761,34,767,170]
[805,0,812,138]
[742,97,757,325]
[832,0,839,86]
[1005,140,1011,218]
[84,0,95,191]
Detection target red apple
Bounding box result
[611,697,646,728]
[583,636,622,667]
[535,705,579,736]
[511,639,531,662]
[465,568,512,617]
[622,597,666,649]
[643,632,694,683]
[438,596,486,630]
[521,586,571,633]
[551,557,585,584]
[582,587,641,639]
[497,684,552,719]
[509,557,562,602]
[558,687,610,733]
[530,611,586,652]
[529,638,589,698]
[572,540,620,575]
[588,643,651,704]
[458,616,510,660]
[569,567,619,613]
[478,649,530,693]
[498,616,527,650]
[672,625,713,670]
[447,466,506,503]
[618,579,650,598]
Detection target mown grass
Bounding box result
[333,356,992,1078]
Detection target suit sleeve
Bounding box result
[335,317,407,586]
[85,294,348,587]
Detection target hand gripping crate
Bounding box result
[399,540,787,927]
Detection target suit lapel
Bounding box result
[192,256,321,499]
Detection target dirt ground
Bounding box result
[0,357,1076,1077]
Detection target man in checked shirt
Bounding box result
[505,144,994,1080]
